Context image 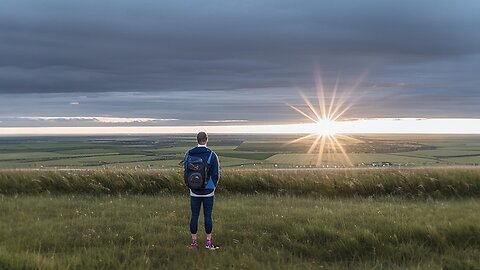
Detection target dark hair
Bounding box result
[197,132,208,144]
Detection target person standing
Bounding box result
[183,132,220,250]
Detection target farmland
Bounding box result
[0,134,479,169]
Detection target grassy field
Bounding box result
[1,168,479,198]
[0,168,478,269]
[0,195,478,269]
[0,135,479,269]
[1,135,480,169]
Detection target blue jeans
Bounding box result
[190,196,214,234]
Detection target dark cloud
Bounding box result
[0,0,479,122]
[1,0,479,93]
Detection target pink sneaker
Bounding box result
[205,239,220,250]
[190,239,199,248]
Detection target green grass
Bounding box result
[216,151,275,160]
[0,142,101,152]
[0,168,479,269]
[442,156,480,164]
[266,153,438,166]
[1,168,479,198]
[0,195,478,269]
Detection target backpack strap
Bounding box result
[183,147,196,161]
[181,149,192,166]
[206,151,214,165]
[205,151,214,182]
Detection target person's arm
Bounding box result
[211,152,220,187]
[180,151,189,167]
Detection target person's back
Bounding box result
[186,145,219,197]
[184,131,220,250]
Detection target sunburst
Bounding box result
[286,73,365,167]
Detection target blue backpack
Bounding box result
[184,151,214,189]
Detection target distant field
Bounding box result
[266,153,438,167]
[0,134,479,169]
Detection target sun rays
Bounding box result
[286,73,364,166]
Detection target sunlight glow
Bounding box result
[285,72,360,166]
[315,119,338,136]
[1,118,480,136]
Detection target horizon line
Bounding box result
[1,118,480,135]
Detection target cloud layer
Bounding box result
[0,0,479,124]
[17,116,177,123]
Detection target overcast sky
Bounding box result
[1,0,479,127]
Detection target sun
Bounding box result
[315,119,338,136]
[285,71,365,166]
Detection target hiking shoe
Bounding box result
[190,240,199,248]
[205,239,220,250]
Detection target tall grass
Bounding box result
[0,195,479,269]
[0,168,479,198]
[0,168,479,269]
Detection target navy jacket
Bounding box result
[184,146,220,197]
